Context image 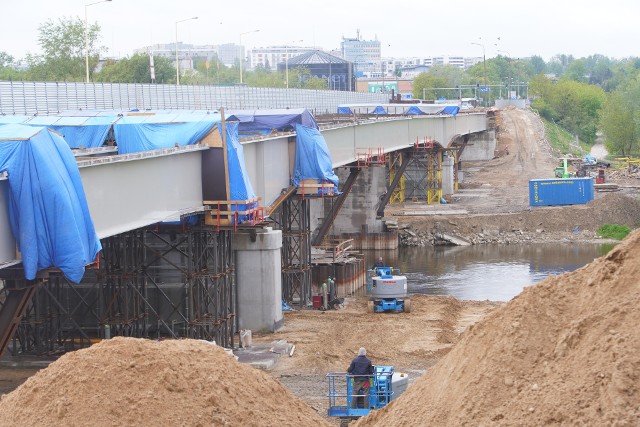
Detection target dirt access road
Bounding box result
[459,108,557,214]
[254,295,501,424]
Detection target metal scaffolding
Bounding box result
[4,220,236,356]
[388,152,406,205]
[426,150,443,204]
[278,197,312,308]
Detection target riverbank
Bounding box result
[393,192,640,246]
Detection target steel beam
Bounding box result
[377,152,412,218]
[311,168,362,246]
[0,282,37,357]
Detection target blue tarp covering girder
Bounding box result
[223,122,257,223]
[113,112,223,154]
[337,104,460,116]
[27,116,116,149]
[227,109,318,133]
[442,106,460,116]
[405,106,424,115]
[0,115,116,149]
[0,124,101,282]
[292,124,339,192]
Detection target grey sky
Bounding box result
[1,0,638,62]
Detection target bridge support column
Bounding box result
[442,154,455,196]
[234,228,283,332]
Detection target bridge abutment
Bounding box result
[460,130,496,161]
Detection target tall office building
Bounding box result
[340,31,381,78]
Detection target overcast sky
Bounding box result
[1,0,638,62]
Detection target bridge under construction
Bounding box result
[0,82,493,357]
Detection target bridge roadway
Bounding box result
[0,113,487,270]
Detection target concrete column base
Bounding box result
[234,228,283,333]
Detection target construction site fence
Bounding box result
[0,80,389,116]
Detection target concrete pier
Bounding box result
[460,130,496,161]
[234,228,283,332]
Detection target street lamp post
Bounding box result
[471,41,486,106]
[239,29,260,85]
[85,0,112,83]
[175,16,198,86]
[498,50,511,103]
[285,40,303,89]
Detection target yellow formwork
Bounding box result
[426,150,442,204]
[389,152,405,204]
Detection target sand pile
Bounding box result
[359,229,640,426]
[0,337,330,427]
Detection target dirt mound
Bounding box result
[0,337,330,427]
[358,229,640,426]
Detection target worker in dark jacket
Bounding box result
[372,257,384,269]
[347,347,374,408]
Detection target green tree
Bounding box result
[31,16,106,81]
[412,73,450,100]
[0,51,14,68]
[528,55,546,75]
[0,51,25,80]
[600,75,640,156]
[563,59,588,83]
[96,54,175,84]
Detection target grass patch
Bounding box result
[541,117,591,157]
[598,224,631,240]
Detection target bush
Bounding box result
[598,224,631,240]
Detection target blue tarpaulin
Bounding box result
[292,124,338,189]
[224,122,257,223]
[26,116,115,149]
[227,109,318,133]
[442,106,460,116]
[113,112,222,154]
[0,115,116,149]
[405,106,425,115]
[337,107,353,115]
[0,124,101,282]
[372,106,386,115]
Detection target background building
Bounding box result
[249,45,315,69]
[279,50,355,91]
[340,31,381,78]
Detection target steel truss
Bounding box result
[277,197,312,308]
[7,222,236,356]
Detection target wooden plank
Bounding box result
[201,125,223,147]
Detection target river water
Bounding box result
[364,243,615,301]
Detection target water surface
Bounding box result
[364,243,614,301]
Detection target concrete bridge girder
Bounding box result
[0,114,489,269]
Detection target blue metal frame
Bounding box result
[327,366,394,419]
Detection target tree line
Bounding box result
[411,54,640,156]
[3,17,640,156]
[0,17,327,89]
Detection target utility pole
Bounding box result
[471,40,487,106]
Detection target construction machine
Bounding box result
[327,366,408,426]
[366,267,410,313]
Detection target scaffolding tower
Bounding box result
[278,197,312,308]
[5,220,236,356]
